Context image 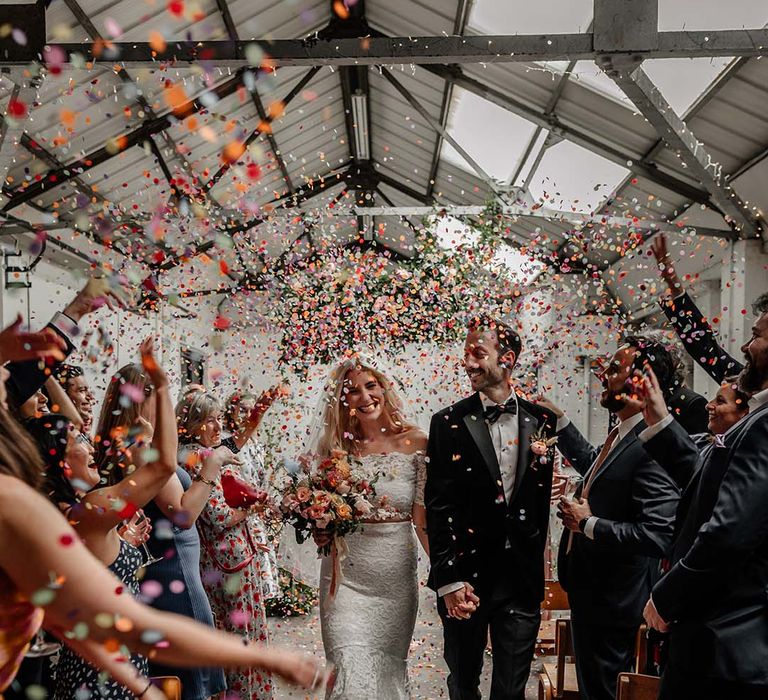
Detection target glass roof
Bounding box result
[440,87,538,182]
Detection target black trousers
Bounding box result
[660,663,768,700]
[570,620,638,700]
[438,581,540,700]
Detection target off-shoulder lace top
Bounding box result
[350,451,426,521]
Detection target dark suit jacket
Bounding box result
[556,420,679,627]
[646,401,768,684]
[667,384,709,436]
[425,393,557,609]
[660,291,743,384]
[5,321,76,407]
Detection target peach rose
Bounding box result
[296,486,312,503]
[531,441,548,456]
[336,503,353,520]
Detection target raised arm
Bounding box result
[535,395,599,475]
[81,339,177,532]
[44,375,84,432]
[153,445,241,529]
[229,385,287,451]
[651,234,742,384]
[5,274,129,406]
[0,476,328,691]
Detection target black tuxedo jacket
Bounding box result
[5,321,76,407]
[660,291,743,384]
[556,421,679,627]
[646,401,768,684]
[668,384,709,436]
[425,393,557,609]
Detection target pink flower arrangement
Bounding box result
[279,450,378,556]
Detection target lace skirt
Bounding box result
[319,521,418,700]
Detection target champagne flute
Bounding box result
[134,511,163,567]
[25,629,61,658]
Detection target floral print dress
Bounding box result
[192,449,272,700]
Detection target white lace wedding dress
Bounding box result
[319,451,426,699]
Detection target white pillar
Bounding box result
[722,239,768,359]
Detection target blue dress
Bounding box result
[142,467,227,699]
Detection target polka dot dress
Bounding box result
[53,540,148,699]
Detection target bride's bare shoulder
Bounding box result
[397,427,428,453]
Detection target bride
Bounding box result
[309,356,429,699]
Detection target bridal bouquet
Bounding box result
[279,450,378,597]
[279,450,378,554]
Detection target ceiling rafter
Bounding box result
[29,29,768,67]
[425,0,474,201]
[213,0,296,196]
[424,64,713,207]
[1,68,247,213]
[202,67,320,195]
[60,0,214,210]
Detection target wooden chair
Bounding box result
[150,676,182,700]
[634,624,648,673]
[616,673,660,700]
[537,579,570,656]
[538,619,579,699]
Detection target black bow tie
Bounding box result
[483,399,517,424]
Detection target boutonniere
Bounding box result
[530,427,558,458]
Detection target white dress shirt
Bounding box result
[748,386,768,412]
[438,388,519,598]
[557,412,644,539]
[480,389,519,504]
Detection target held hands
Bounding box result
[643,597,670,633]
[0,315,67,364]
[557,496,592,532]
[444,583,480,620]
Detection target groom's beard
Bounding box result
[738,352,767,394]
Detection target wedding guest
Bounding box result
[538,335,679,700]
[51,364,96,435]
[223,389,284,601]
[642,329,708,435]
[650,233,768,383]
[15,389,48,421]
[110,379,230,700]
[641,306,768,700]
[0,320,330,699]
[176,391,274,699]
[25,337,177,700]
[5,274,128,408]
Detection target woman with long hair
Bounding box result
[176,390,275,699]
[309,356,429,699]
[0,323,331,699]
[24,337,179,699]
[104,371,230,700]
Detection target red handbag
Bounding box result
[220,472,268,509]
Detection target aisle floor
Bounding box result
[269,571,540,699]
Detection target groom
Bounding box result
[426,316,558,699]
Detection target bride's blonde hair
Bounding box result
[316,357,415,457]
